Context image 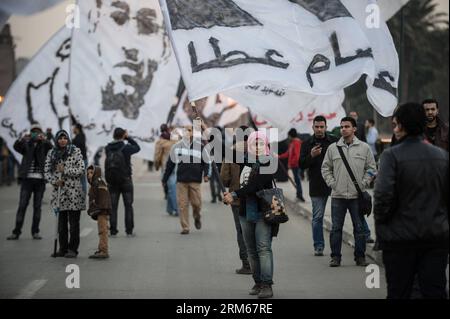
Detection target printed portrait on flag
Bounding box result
[0,27,71,161]
[70,0,180,161]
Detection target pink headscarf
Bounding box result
[247,131,270,156]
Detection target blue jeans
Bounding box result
[239,216,273,285]
[109,177,134,235]
[311,196,329,250]
[13,178,46,235]
[362,218,371,239]
[330,198,366,259]
[166,172,178,215]
[291,167,303,198]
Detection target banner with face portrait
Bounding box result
[0,27,71,161]
[70,0,180,161]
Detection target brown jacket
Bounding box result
[87,165,111,219]
[220,142,246,206]
[154,138,176,171]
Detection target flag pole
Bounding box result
[190,101,226,195]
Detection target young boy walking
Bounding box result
[87,165,111,259]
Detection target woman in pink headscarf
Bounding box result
[223,130,278,299]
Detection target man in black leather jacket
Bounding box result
[374,102,449,299]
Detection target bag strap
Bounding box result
[337,146,363,197]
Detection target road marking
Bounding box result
[15,279,47,299]
[80,227,93,237]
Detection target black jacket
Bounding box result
[14,138,53,180]
[299,134,338,197]
[162,139,211,184]
[104,138,141,177]
[234,157,280,237]
[72,132,87,160]
[374,136,449,250]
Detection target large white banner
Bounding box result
[160,0,400,117]
[0,27,71,161]
[70,0,180,161]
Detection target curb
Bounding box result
[285,197,383,266]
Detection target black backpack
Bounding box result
[104,145,127,186]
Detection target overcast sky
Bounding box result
[7,0,450,59]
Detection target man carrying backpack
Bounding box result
[104,128,140,237]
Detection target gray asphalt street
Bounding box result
[0,160,386,299]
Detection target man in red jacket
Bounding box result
[279,128,305,202]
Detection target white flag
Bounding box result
[160,1,376,99]
[70,0,180,161]
[0,27,71,161]
[343,0,399,116]
[160,0,400,120]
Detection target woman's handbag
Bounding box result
[256,179,289,224]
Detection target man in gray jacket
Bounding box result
[322,117,377,267]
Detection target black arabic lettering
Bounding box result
[1,118,19,139]
[330,32,373,66]
[373,71,397,97]
[306,54,330,87]
[188,37,289,73]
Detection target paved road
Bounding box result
[0,160,386,299]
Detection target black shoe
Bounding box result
[109,231,118,237]
[180,229,190,235]
[51,251,67,258]
[366,237,375,244]
[355,257,369,267]
[257,284,273,299]
[236,262,252,275]
[32,233,42,240]
[249,284,262,295]
[314,249,324,256]
[64,250,77,258]
[329,257,341,267]
[194,218,202,230]
[7,234,19,240]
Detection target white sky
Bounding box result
[7,0,450,59]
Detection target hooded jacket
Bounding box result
[87,165,112,219]
[104,137,141,177]
[44,130,86,211]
